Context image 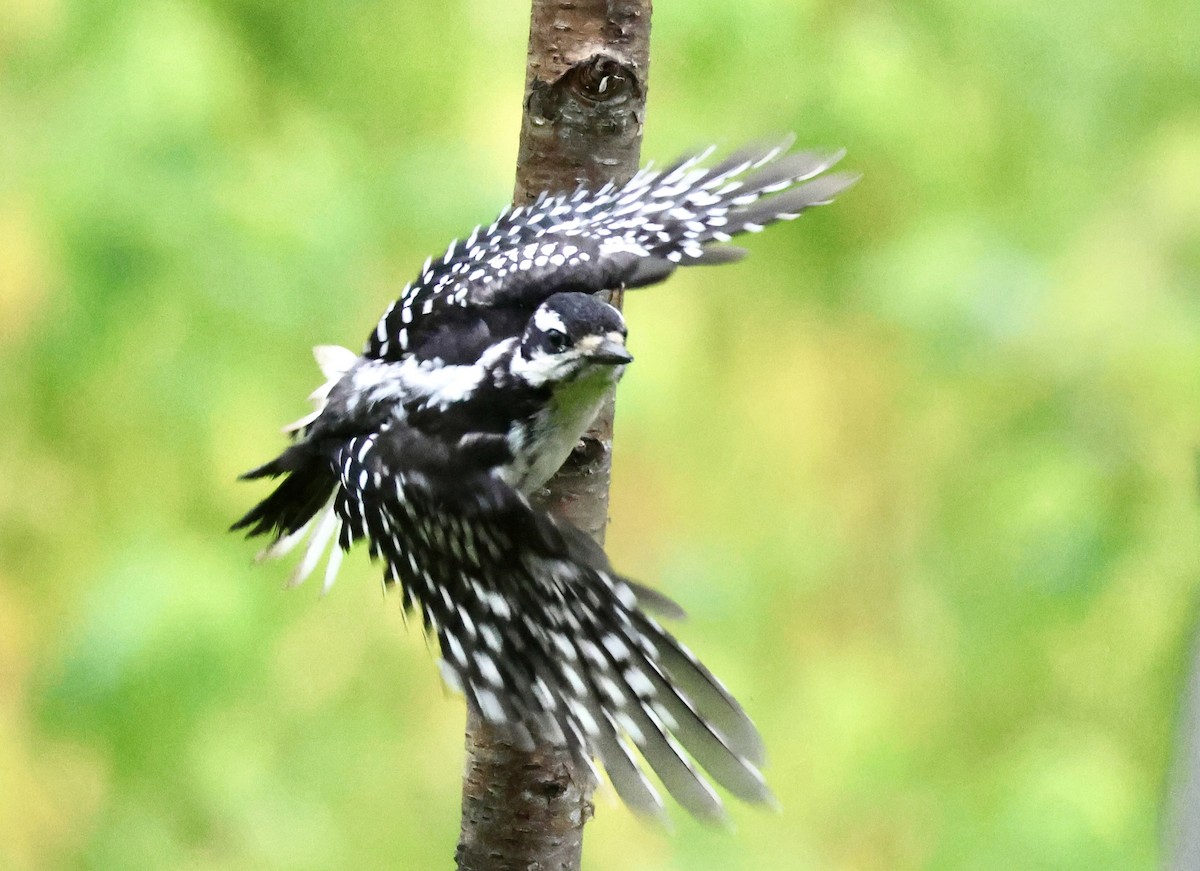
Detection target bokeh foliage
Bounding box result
[2,0,1199,868]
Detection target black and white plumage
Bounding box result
[233,139,855,822]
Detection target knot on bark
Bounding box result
[568,54,639,104]
[526,54,643,131]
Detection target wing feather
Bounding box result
[319,421,769,821]
[365,141,855,362]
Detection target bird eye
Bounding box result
[545,328,569,351]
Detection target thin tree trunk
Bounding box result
[455,2,652,868]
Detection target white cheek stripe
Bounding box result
[509,348,563,387]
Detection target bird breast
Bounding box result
[506,364,625,494]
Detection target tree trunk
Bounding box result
[455,2,652,868]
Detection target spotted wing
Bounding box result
[365,139,856,364]
[327,422,772,823]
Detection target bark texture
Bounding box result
[456,1,652,868]
[514,0,652,543]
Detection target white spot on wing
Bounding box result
[475,688,506,723]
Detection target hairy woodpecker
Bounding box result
[234,138,856,822]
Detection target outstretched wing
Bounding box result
[365,138,857,364]
[314,421,772,823]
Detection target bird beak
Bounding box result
[589,337,633,366]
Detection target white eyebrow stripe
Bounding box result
[533,307,568,334]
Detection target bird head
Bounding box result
[512,292,632,387]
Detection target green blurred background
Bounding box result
[3,0,1199,868]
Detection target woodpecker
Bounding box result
[234,138,856,822]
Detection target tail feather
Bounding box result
[231,450,337,541]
